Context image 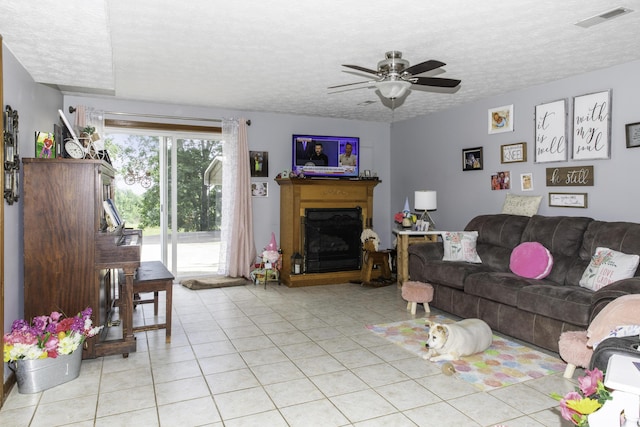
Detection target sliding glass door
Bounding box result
[106,131,222,279]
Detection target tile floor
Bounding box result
[0,282,579,427]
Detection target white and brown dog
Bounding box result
[423,318,493,361]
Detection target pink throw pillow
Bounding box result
[510,242,553,279]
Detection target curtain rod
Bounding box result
[67,106,251,126]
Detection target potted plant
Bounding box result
[3,307,103,393]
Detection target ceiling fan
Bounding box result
[329,51,461,100]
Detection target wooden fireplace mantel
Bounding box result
[276,178,380,287]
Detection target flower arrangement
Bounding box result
[3,307,103,362]
[551,368,612,426]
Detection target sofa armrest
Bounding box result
[407,242,444,263]
[589,277,640,321]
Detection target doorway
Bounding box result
[106,131,223,280]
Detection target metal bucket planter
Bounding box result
[9,349,82,394]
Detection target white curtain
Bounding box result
[218,118,256,278]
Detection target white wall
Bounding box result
[2,44,63,381]
[62,96,392,249]
[390,60,640,231]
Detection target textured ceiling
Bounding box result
[2,1,640,123]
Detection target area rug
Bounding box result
[366,315,566,391]
[180,275,251,290]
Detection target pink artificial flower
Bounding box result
[579,369,603,396]
[559,391,582,424]
[49,311,62,322]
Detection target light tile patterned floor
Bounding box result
[0,283,579,426]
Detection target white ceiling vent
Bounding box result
[575,7,633,28]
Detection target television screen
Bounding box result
[292,134,359,178]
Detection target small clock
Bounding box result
[64,139,86,159]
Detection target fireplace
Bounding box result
[304,207,362,273]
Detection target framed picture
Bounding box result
[572,90,611,160]
[251,182,268,197]
[520,173,533,191]
[363,169,371,177]
[35,131,56,159]
[490,171,511,190]
[501,142,527,163]
[462,147,483,171]
[534,99,567,163]
[549,192,588,208]
[488,104,514,134]
[250,151,269,177]
[625,122,640,148]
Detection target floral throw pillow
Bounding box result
[442,231,482,263]
[579,247,640,291]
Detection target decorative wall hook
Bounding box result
[3,105,20,205]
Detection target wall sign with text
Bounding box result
[535,99,567,163]
[545,166,594,187]
[572,90,611,160]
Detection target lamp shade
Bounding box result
[375,80,411,99]
[414,190,437,211]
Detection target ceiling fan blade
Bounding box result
[328,80,376,89]
[342,64,379,75]
[413,76,461,88]
[403,59,446,76]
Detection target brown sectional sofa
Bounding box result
[407,214,640,352]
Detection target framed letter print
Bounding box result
[488,105,514,134]
[572,90,611,160]
[462,147,483,171]
[626,122,640,148]
[535,99,567,163]
[500,142,527,163]
[549,192,588,208]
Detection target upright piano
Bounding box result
[23,158,142,359]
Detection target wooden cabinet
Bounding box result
[276,178,379,287]
[22,158,138,358]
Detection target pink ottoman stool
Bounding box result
[558,330,593,378]
[402,281,434,315]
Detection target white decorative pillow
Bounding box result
[579,247,640,291]
[501,194,542,217]
[442,231,482,263]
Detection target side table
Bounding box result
[392,228,441,286]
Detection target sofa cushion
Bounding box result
[579,247,640,291]
[464,214,530,271]
[520,215,592,286]
[414,259,492,290]
[579,221,640,269]
[464,272,531,306]
[442,231,481,263]
[510,242,553,279]
[517,284,593,326]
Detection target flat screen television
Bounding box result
[292,134,359,178]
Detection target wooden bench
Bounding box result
[128,261,174,342]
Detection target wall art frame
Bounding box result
[625,122,640,148]
[250,151,269,177]
[548,192,588,208]
[500,142,527,163]
[488,104,514,134]
[534,99,567,163]
[251,182,268,197]
[572,90,611,160]
[462,147,483,171]
[520,173,533,191]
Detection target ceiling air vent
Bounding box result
[575,7,633,28]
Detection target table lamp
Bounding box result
[414,190,437,230]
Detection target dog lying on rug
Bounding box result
[423,318,493,361]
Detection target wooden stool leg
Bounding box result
[563,363,576,379]
[406,301,411,311]
[410,302,417,315]
[423,302,430,313]
[153,291,159,316]
[165,282,172,343]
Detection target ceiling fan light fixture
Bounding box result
[375,80,411,99]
